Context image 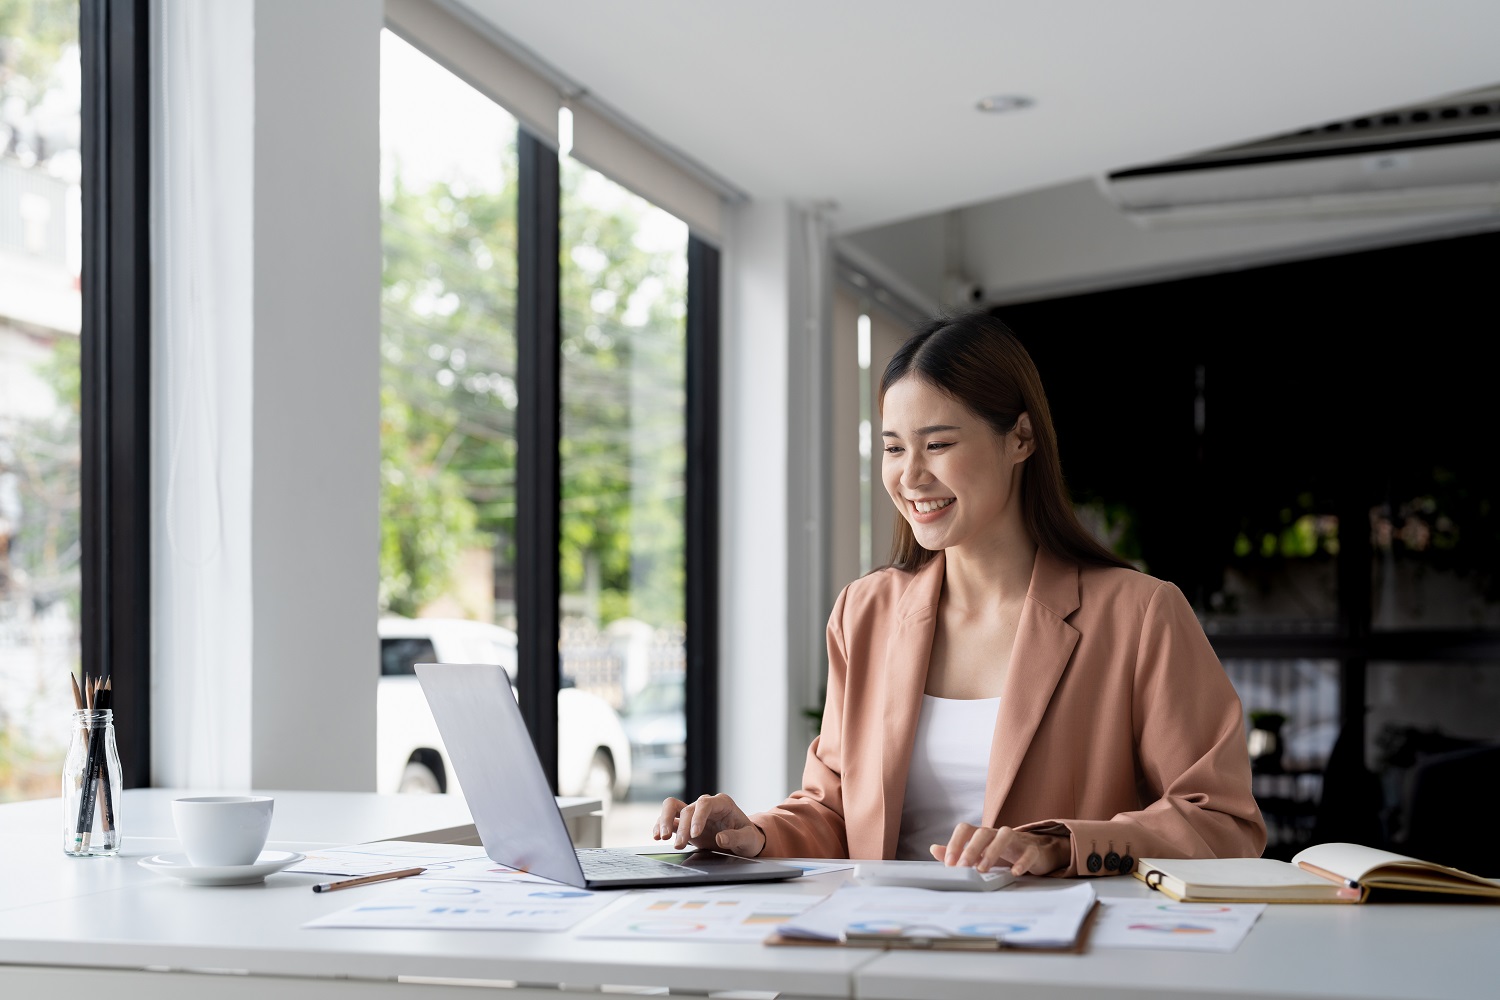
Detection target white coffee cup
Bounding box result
[171,795,275,868]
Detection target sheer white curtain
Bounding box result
[151,0,255,788]
[152,0,382,792]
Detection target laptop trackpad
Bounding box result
[631,849,804,878]
[578,848,803,885]
[635,850,761,869]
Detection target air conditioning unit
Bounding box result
[1098,87,1500,228]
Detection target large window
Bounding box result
[376,30,520,795]
[376,29,712,845]
[0,0,82,802]
[0,0,147,800]
[560,156,689,837]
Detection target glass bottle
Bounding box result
[63,709,123,856]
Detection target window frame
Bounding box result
[79,0,152,788]
[511,135,722,796]
[684,235,721,798]
[514,127,563,790]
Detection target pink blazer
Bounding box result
[751,548,1267,874]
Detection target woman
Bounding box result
[654,310,1265,876]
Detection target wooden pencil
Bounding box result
[96,678,116,837]
[75,673,103,849]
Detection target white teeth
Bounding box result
[914,498,954,513]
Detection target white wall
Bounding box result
[844,176,1500,307]
[837,214,948,312]
[153,0,382,790]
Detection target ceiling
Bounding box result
[454,1,1500,233]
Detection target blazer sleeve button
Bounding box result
[1120,855,1135,875]
[1087,852,1103,873]
[1104,851,1121,872]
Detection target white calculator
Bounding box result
[853,860,1017,891]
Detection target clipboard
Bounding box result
[762,899,1101,953]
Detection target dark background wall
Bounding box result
[992,229,1500,867]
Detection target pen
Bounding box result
[312,866,426,893]
[1296,861,1360,890]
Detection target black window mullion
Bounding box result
[79,0,151,788]
[515,129,561,791]
[684,236,721,799]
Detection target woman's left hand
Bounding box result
[930,823,1071,875]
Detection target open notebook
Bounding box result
[1133,843,1500,904]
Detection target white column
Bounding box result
[719,200,836,807]
[250,0,382,790]
[153,0,382,791]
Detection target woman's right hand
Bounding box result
[652,793,767,857]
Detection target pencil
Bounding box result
[312,867,426,893]
[67,670,89,852]
[1297,860,1360,890]
[96,678,116,837]
[74,673,102,850]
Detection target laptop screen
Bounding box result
[415,662,588,888]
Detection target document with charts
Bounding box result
[574,891,819,942]
[773,883,1097,950]
[1090,899,1266,952]
[304,879,614,932]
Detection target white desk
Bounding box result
[2,792,1495,1000]
[0,789,862,999]
[856,876,1495,1000]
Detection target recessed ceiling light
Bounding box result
[976,95,1034,114]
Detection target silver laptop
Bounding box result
[414,662,804,889]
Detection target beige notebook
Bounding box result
[1133,843,1500,904]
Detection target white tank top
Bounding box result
[896,694,1001,861]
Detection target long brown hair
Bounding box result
[880,309,1133,573]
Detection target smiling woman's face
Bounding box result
[880,376,1031,556]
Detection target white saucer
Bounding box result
[138,850,307,886]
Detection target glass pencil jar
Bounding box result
[63,709,123,856]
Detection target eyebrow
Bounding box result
[881,424,961,437]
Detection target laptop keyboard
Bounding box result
[577,850,707,880]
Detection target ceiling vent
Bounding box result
[1098,86,1500,227]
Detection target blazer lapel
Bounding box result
[876,553,945,859]
[983,549,1081,826]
